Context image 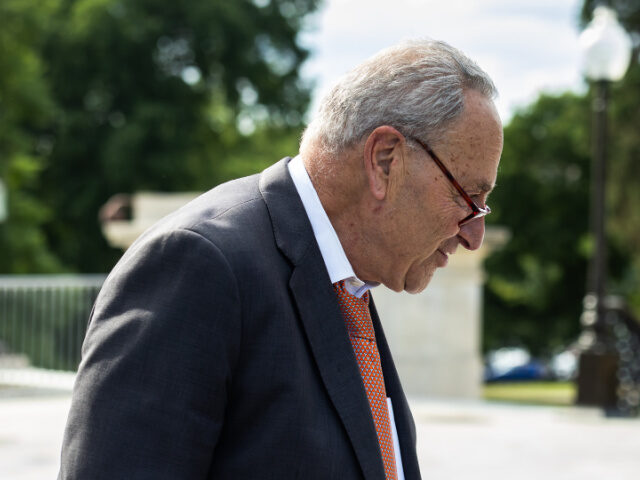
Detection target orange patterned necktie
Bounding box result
[333,280,398,480]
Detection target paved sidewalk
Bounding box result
[1,390,639,479]
[0,389,70,480]
[411,398,640,479]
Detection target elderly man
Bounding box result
[59,39,502,480]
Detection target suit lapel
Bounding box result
[260,158,386,480]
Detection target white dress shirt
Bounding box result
[288,155,405,479]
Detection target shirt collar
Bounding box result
[288,156,377,298]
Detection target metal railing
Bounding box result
[0,275,106,372]
[606,297,640,416]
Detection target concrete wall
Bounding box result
[102,192,201,249]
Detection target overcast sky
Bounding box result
[299,0,586,124]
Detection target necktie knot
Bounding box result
[333,280,374,341]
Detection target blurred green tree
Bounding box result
[0,0,65,273]
[483,0,640,354]
[38,0,320,272]
[483,93,592,355]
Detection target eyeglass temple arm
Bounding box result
[412,137,481,214]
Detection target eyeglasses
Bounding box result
[408,136,491,226]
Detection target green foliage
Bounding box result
[0,0,320,273]
[483,93,592,355]
[216,126,304,182]
[0,0,316,372]
[0,0,65,273]
[485,0,640,353]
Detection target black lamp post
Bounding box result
[576,6,632,407]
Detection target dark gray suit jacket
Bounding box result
[59,158,420,479]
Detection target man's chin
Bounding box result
[404,285,425,295]
[403,269,436,294]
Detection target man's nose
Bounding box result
[457,217,485,251]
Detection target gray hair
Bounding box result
[300,38,497,155]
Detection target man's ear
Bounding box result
[363,126,406,201]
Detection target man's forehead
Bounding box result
[461,164,498,195]
[433,90,503,195]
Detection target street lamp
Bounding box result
[576,6,632,407]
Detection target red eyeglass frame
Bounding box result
[408,135,491,226]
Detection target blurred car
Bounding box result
[484,347,549,382]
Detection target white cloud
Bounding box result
[300,0,586,123]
